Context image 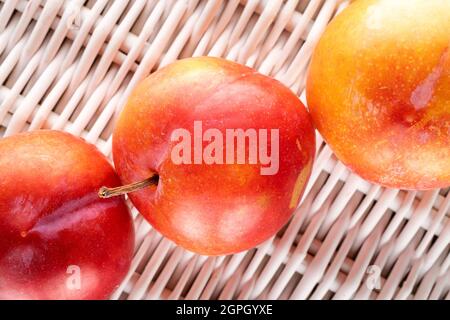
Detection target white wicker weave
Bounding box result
[0,0,449,300]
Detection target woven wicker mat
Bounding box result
[0,0,449,300]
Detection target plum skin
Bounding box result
[0,130,134,299]
[307,0,450,189]
[113,57,316,255]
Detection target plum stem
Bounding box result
[98,174,159,199]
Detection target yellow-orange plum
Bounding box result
[307,0,450,189]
